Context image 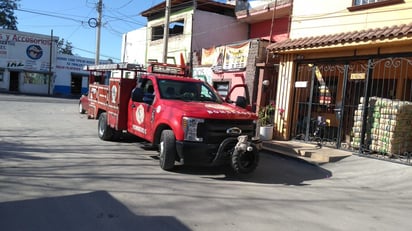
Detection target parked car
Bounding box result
[78,93,89,114]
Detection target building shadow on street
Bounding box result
[0,191,190,231]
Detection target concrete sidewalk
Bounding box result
[262,140,353,164]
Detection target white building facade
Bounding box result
[0,29,106,97]
[0,29,57,95]
[121,27,147,64]
[54,54,97,96]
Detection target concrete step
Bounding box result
[262,140,352,164]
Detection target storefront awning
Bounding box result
[267,22,412,53]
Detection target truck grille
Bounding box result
[197,119,255,144]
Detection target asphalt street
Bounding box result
[0,93,412,231]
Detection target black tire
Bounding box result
[159,130,176,170]
[98,112,113,141]
[79,102,86,114]
[231,145,259,174]
[112,130,123,141]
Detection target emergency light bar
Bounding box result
[148,63,186,76]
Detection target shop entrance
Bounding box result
[70,74,82,95]
[292,62,347,148]
[291,55,412,163]
[9,71,19,92]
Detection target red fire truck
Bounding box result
[83,62,261,173]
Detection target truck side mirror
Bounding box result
[131,88,144,102]
[235,96,247,108]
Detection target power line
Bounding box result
[103,14,147,27]
[72,45,120,61]
[116,0,133,9]
[16,8,88,24]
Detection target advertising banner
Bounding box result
[0,29,58,72]
[201,47,217,66]
[201,41,250,73]
[222,41,250,72]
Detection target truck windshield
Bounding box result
[158,79,222,103]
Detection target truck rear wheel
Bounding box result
[159,130,176,170]
[231,146,259,174]
[79,102,85,114]
[98,112,113,141]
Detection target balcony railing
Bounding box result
[235,0,292,13]
[235,0,292,22]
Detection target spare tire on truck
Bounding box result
[231,145,259,174]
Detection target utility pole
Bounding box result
[48,29,53,96]
[189,0,197,75]
[162,0,171,63]
[95,0,103,64]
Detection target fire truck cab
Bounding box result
[83,62,262,174]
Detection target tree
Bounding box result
[0,0,20,30]
[57,38,74,55]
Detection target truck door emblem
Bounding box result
[226,127,242,135]
[136,104,144,124]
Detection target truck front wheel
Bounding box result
[98,112,113,141]
[159,130,176,170]
[231,146,259,174]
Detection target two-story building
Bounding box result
[267,0,412,160]
[141,0,248,66]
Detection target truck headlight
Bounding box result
[182,117,204,142]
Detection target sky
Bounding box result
[15,0,229,62]
[14,0,166,62]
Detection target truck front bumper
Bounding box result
[175,138,262,166]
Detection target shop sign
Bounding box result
[295,81,308,88]
[0,30,57,71]
[7,61,24,68]
[350,73,366,80]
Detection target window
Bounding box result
[23,72,48,85]
[354,0,381,5]
[349,0,403,11]
[158,79,221,103]
[213,81,230,99]
[0,70,3,82]
[151,19,185,41]
[151,25,164,41]
[169,20,184,37]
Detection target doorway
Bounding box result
[70,74,82,95]
[292,63,346,148]
[9,71,19,92]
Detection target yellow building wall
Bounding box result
[290,0,412,39]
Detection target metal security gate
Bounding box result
[291,55,412,164]
[292,62,347,148]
